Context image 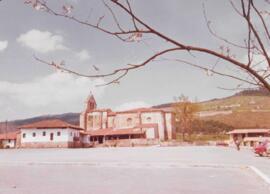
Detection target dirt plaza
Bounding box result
[0,146,270,194]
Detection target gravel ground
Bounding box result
[0,146,269,194]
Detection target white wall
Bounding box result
[82,134,90,144]
[141,112,165,140]
[79,112,85,129]
[113,113,140,129]
[21,128,79,143]
[144,128,156,139]
[87,112,102,130]
[165,113,173,140]
[102,112,107,128]
[108,116,114,128]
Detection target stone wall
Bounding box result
[100,138,160,147]
[20,142,76,148]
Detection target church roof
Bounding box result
[18,119,82,130]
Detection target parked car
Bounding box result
[254,140,270,157]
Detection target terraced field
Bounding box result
[199,96,270,128]
[200,95,270,112]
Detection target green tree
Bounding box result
[191,119,233,134]
[173,95,200,141]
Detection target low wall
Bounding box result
[20,142,76,148]
[102,139,160,147]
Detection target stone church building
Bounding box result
[80,94,176,145]
[1,93,176,149]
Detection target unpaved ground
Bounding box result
[0,146,269,194]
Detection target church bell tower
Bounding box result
[80,92,97,130]
[86,92,97,112]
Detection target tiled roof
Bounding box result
[0,131,19,140]
[228,129,270,134]
[107,112,117,116]
[18,119,82,130]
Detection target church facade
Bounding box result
[80,94,176,145]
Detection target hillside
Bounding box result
[154,95,270,128]
[0,113,80,133]
[197,95,270,128]
[201,111,270,129]
[2,93,270,134]
[200,95,270,112]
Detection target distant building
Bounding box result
[80,94,176,146]
[0,131,19,148]
[0,93,176,149]
[18,119,82,148]
[228,129,270,146]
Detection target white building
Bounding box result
[228,129,270,146]
[0,131,18,148]
[18,119,82,148]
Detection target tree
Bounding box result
[23,0,270,90]
[173,95,200,141]
[191,119,233,134]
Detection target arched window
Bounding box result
[127,118,132,126]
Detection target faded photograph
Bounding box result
[1,0,270,194]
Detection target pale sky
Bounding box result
[0,0,265,121]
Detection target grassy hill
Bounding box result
[2,92,270,134]
[200,95,270,112]
[154,94,270,129]
[0,113,80,133]
[201,111,270,129]
[198,95,270,128]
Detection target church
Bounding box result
[80,93,176,146]
[1,93,176,149]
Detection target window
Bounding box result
[42,131,46,136]
[32,132,36,137]
[57,131,61,136]
[127,118,132,126]
[8,140,11,143]
[70,132,73,137]
[22,133,26,138]
[147,117,151,122]
[50,133,54,141]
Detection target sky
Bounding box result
[0,0,264,121]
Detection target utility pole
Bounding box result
[5,120,8,139]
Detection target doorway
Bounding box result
[98,136,103,144]
[50,133,54,141]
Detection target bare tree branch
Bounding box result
[24,0,270,92]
